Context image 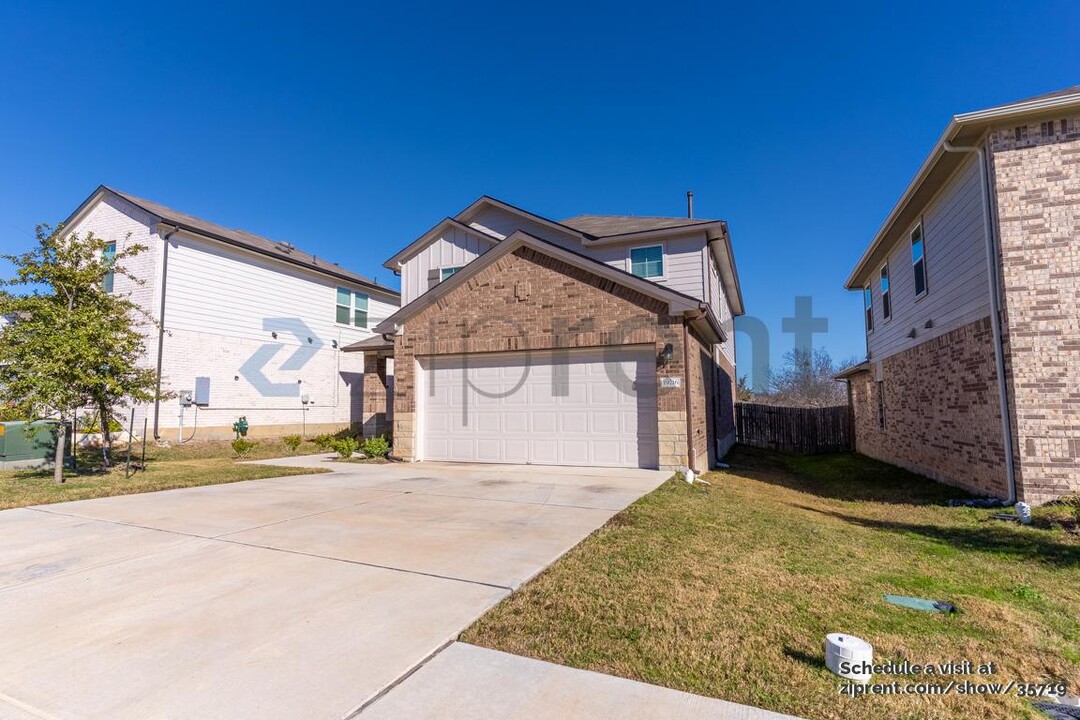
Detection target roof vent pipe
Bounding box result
[686,190,694,219]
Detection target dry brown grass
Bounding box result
[462,448,1080,720]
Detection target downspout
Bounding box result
[152,224,179,440]
[943,141,1017,503]
[681,321,697,474]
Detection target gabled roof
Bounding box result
[454,196,590,240]
[846,86,1080,289]
[383,217,499,271]
[560,215,715,236]
[375,230,724,341]
[67,186,399,300]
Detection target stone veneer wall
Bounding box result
[989,115,1080,504]
[392,246,691,469]
[850,317,1007,497]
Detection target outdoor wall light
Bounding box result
[659,342,675,366]
[271,331,278,339]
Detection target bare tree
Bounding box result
[763,348,851,408]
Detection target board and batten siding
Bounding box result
[866,153,991,362]
[398,226,496,304]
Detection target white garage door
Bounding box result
[418,347,658,468]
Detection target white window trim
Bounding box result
[910,221,928,301]
[335,287,370,329]
[439,265,464,281]
[627,242,666,280]
[879,262,891,322]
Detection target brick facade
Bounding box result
[990,114,1080,504]
[391,246,730,470]
[849,317,1008,497]
[361,354,390,439]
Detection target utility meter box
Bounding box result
[178,390,194,407]
[194,377,211,406]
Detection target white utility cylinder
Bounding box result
[824,633,873,683]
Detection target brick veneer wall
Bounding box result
[392,246,690,468]
[850,317,1007,497]
[362,354,390,438]
[989,116,1080,504]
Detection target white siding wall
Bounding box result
[67,196,400,438]
[399,227,496,304]
[402,207,709,304]
[866,154,991,361]
[706,248,736,365]
[156,232,396,434]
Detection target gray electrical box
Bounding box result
[194,377,211,406]
[178,390,194,407]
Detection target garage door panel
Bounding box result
[419,348,658,468]
[504,411,530,434]
[589,411,622,435]
[532,411,557,434]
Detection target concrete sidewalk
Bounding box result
[362,643,802,719]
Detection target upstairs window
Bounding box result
[102,242,117,293]
[911,223,927,298]
[864,286,874,333]
[439,266,463,281]
[629,245,664,279]
[880,264,891,321]
[336,288,369,328]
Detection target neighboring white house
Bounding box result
[63,186,400,441]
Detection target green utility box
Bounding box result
[0,421,72,470]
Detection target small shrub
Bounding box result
[231,438,257,458]
[360,435,390,458]
[332,437,359,459]
[282,434,303,454]
[312,433,336,451]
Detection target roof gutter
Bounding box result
[942,140,1017,504]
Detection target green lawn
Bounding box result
[462,447,1080,720]
[0,438,329,510]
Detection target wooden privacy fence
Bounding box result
[735,402,852,454]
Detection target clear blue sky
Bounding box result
[2,1,1077,384]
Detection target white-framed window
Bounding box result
[880,263,891,321]
[864,285,874,334]
[102,241,117,293]
[336,287,369,328]
[911,222,927,299]
[629,244,664,279]
[439,266,463,281]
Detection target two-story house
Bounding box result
[63,186,400,441]
[347,195,744,472]
[838,86,1080,505]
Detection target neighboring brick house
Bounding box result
[63,186,400,441]
[838,87,1080,504]
[347,196,744,472]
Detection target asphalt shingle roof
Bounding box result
[104,187,398,297]
[559,214,717,236]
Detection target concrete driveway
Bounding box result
[0,457,669,720]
